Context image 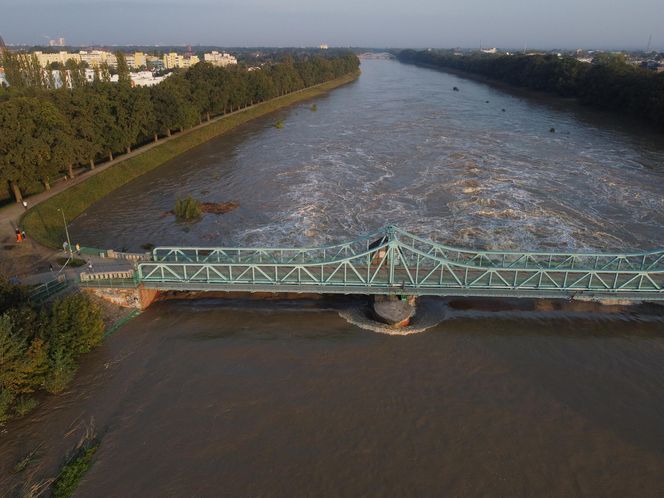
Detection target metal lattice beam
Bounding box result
[135,226,664,300]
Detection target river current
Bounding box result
[3,60,664,497]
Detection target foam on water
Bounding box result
[338,300,448,335]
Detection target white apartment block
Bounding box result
[203,51,238,67]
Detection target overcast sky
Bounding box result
[1,0,663,50]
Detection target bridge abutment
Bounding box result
[83,284,160,310]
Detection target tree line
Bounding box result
[0,283,105,423]
[0,51,360,203]
[397,49,664,129]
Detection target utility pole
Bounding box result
[58,208,72,257]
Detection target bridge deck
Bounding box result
[122,226,664,301]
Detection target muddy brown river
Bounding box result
[2,60,664,497]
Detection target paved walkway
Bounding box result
[17,250,134,287]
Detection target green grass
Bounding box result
[52,443,99,498]
[56,257,86,267]
[21,72,360,248]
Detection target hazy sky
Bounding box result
[1,0,663,50]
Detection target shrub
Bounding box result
[14,395,38,417]
[42,293,104,393]
[0,312,48,423]
[174,196,202,221]
[0,283,105,421]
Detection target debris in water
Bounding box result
[201,201,239,214]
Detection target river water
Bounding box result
[3,60,664,497]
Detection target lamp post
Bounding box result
[58,208,72,257]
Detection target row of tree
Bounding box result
[397,50,664,129]
[0,52,360,202]
[0,284,105,423]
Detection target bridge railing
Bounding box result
[151,225,664,273]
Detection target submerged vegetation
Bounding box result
[274,119,285,129]
[174,196,202,221]
[0,282,105,424]
[52,441,100,498]
[397,49,664,128]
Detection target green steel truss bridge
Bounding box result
[134,226,664,301]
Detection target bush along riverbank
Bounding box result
[21,69,360,248]
[397,49,664,129]
[0,280,105,424]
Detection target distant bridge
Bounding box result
[125,226,664,301]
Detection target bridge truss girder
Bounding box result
[138,226,664,300]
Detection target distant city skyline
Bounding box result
[1,0,663,51]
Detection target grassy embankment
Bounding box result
[22,71,360,248]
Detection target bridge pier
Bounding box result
[372,295,417,327]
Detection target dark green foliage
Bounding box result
[0,51,360,202]
[52,442,99,498]
[174,196,202,221]
[0,283,105,422]
[397,50,664,129]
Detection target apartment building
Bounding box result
[203,51,237,67]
